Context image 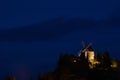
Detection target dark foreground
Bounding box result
[39,52,120,80]
[6,52,120,80]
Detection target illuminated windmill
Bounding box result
[78,42,95,63]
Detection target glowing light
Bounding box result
[87,51,94,63]
[89,60,100,68]
[111,60,118,68]
[73,60,77,62]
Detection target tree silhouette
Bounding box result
[102,51,111,68]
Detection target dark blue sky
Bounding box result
[0,0,120,29]
[0,0,120,80]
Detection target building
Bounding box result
[78,43,95,63]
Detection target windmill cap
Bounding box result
[87,46,94,51]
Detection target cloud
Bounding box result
[0,11,120,42]
[0,17,97,41]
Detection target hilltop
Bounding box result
[39,44,120,80]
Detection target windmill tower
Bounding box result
[78,43,95,63]
[85,45,94,63]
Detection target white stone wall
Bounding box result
[87,51,94,63]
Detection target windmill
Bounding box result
[78,42,94,63]
[78,41,92,57]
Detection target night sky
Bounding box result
[0,0,120,80]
